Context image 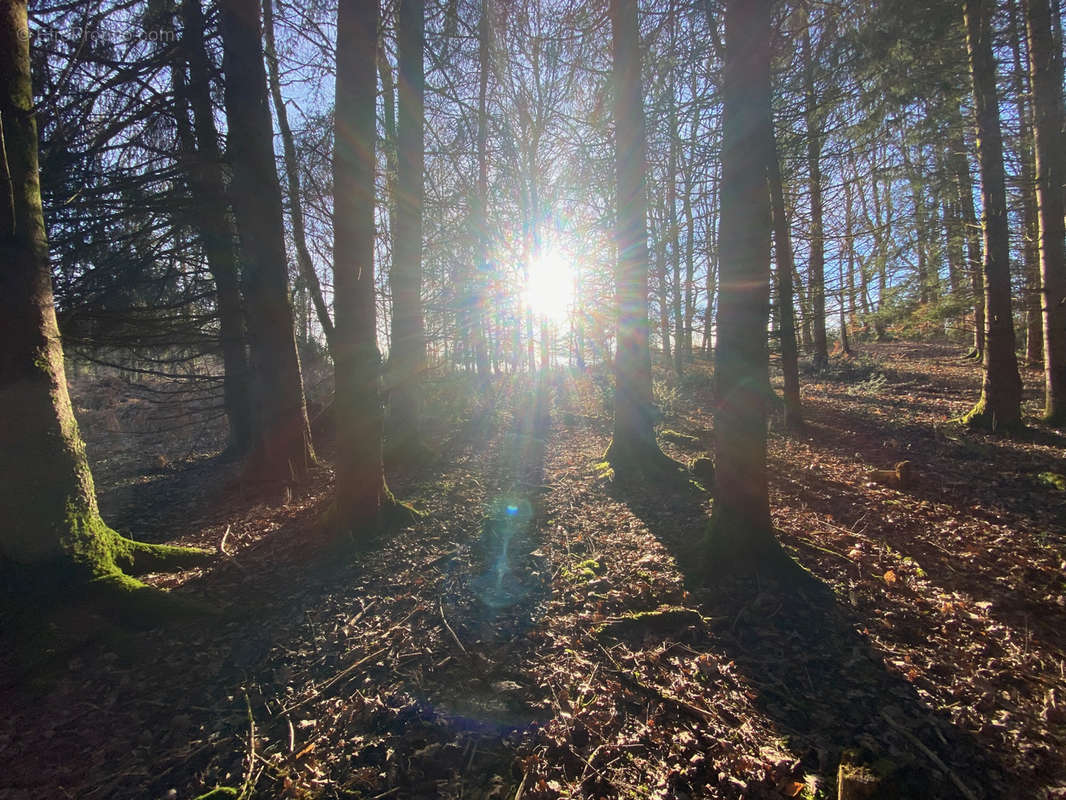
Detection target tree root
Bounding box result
[603,437,688,485]
[956,396,1024,434]
[87,568,217,626]
[110,534,215,576]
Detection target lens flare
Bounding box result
[525,248,573,323]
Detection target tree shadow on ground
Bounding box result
[768,453,1066,661]
[619,477,1014,799]
[0,374,555,800]
[797,399,1066,540]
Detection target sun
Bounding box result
[525,248,574,323]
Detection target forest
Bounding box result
[1,0,1066,796]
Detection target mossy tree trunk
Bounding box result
[388,0,427,455]
[180,0,254,455]
[705,0,788,569]
[604,0,673,475]
[1025,0,1066,424]
[962,0,1023,431]
[219,0,316,482]
[0,0,211,602]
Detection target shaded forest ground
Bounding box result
[1,342,1065,799]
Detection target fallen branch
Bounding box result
[440,598,468,656]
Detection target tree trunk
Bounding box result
[961,0,1023,431]
[683,173,695,359]
[703,176,718,354]
[263,0,334,353]
[767,125,802,428]
[706,0,787,569]
[901,142,934,305]
[1008,0,1044,366]
[950,133,985,358]
[605,0,672,474]
[1025,0,1066,424]
[840,180,854,355]
[332,0,412,531]
[654,205,672,362]
[388,0,428,452]
[181,0,253,455]
[0,0,210,603]
[803,24,828,370]
[219,0,315,481]
[473,0,492,379]
[668,69,684,376]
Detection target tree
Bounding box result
[705,0,791,569]
[1007,0,1043,367]
[332,0,415,532]
[179,0,254,455]
[0,0,210,608]
[960,0,1023,431]
[388,0,427,454]
[263,0,335,352]
[767,125,802,428]
[604,0,675,476]
[472,0,493,380]
[1024,0,1066,424]
[219,0,316,481]
[803,14,829,370]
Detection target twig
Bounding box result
[879,709,978,800]
[607,665,741,728]
[439,597,468,656]
[280,646,388,715]
[512,770,529,800]
[218,524,232,556]
[239,691,257,800]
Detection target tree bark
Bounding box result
[706,0,787,568]
[219,0,315,481]
[181,0,253,454]
[473,0,492,379]
[388,0,427,448]
[840,180,853,355]
[949,132,985,359]
[0,0,210,601]
[605,0,672,474]
[667,52,684,376]
[332,0,410,531]
[1025,0,1066,424]
[653,202,672,362]
[767,125,802,428]
[263,0,335,353]
[1008,0,1044,366]
[962,0,1023,431]
[803,22,828,370]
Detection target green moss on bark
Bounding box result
[958,394,1025,433]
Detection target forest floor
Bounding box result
[2,341,1066,800]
